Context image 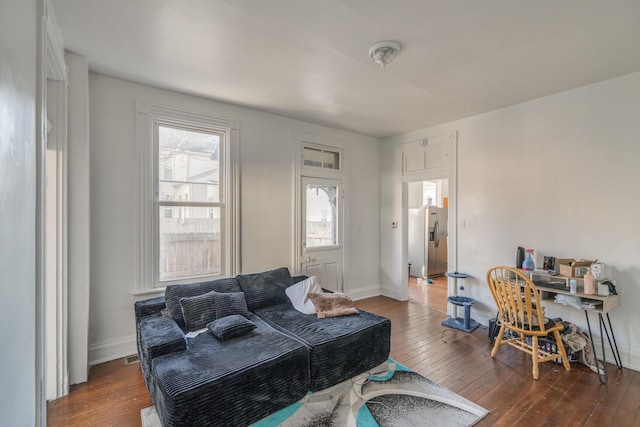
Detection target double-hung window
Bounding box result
[136,101,238,290]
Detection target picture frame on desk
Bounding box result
[542,256,555,270]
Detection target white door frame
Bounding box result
[292,131,348,290]
[400,131,458,316]
[41,0,69,403]
[45,79,69,399]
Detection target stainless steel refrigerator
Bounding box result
[408,206,448,278]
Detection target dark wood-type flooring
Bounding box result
[48,276,640,426]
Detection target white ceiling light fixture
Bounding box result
[369,41,401,67]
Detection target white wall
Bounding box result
[0,0,38,423]
[381,71,640,370]
[87,74,381,364]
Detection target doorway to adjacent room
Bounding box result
[407,179,449,311]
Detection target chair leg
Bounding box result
[491,325,506,358]
[553,330,571,372]
[532,335,539,380]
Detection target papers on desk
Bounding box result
[533,268,557,275]
[555,295,604,310]
[581,298,603,309]
[555,294,582,309]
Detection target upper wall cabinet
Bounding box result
[401,132,452,177]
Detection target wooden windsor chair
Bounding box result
[486,266,571,379]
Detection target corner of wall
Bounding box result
[349,284,383,301]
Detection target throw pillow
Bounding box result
[207,314,257,340]
[179,291,217,331]
[165,278,242,327]
[213,291,250,319]
[308,292,359,319]
[285,276,321,314]
[237,267,294,310]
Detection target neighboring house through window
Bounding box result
[135,101,239,290]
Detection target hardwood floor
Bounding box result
[48,277,640,426]
[47,358,152,426]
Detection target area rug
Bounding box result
[141,359,489,427]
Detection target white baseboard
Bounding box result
[348,283,411,302]
[590,338,638,372]
[624,347,640,372]
[468,307,495,328]
[89,335,137,366]
[349,285,383,301]
[379,286,408,301]
[348,284,408,302]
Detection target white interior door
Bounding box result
[300,177,343,292]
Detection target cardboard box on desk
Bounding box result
[556,259,593,278]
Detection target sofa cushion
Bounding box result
[207,314,256,340]
[150,314,309,426]
[165,278,242,327]
[134,296,167,319]
[255,303,391,391]
[139,315,187,360]
[237,267,293,310]
[179,291,217,331]
[213,291,250,319]
[308,292,359,318]
[138,315,186,387]
[285,276,321,314]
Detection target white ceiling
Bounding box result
[51,0,640,138]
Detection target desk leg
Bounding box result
[584,312,607,384]
[584,312,623,385]
[603,313,623,369]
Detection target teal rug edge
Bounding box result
[249,358,490,427]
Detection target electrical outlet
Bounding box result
[460,220,466,229]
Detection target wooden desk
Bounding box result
[530,274,622,384]
[536,284,619,313]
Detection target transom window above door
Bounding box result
[302,145,341,170]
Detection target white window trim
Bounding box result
[133,100,239,293]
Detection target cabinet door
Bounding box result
[402,142,426,174]
[425,138,449,170]
[402,134,450,176]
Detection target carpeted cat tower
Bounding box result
[441,271,480,333]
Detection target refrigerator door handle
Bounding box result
[434,220,440,248]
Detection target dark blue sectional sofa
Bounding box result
[135,267,391,426]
